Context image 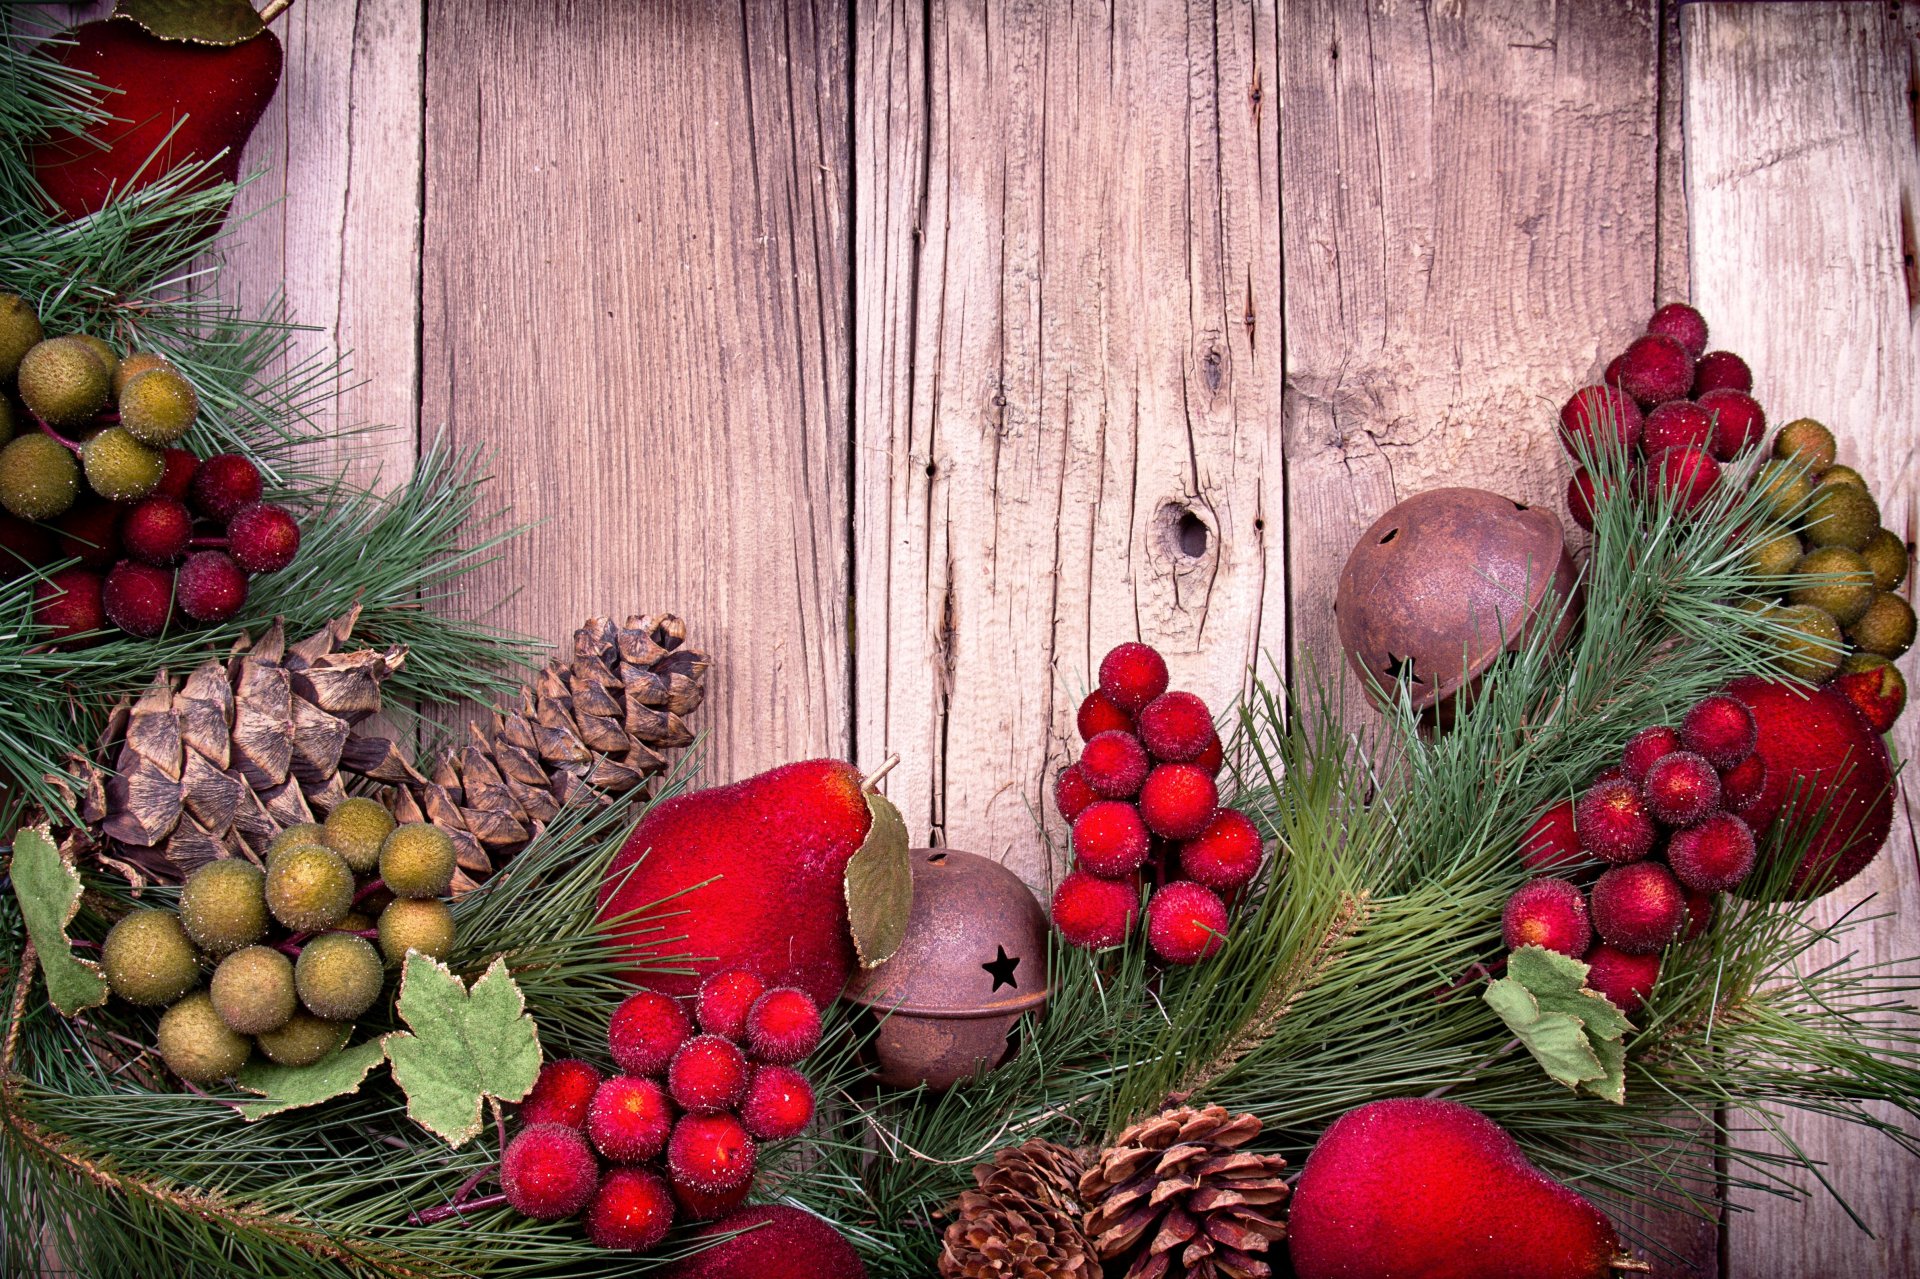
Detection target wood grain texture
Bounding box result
[1685,4,1920,1274]
[852,0,1284,884]
[420,0,851,782]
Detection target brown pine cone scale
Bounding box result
[940,1138,1097,1279]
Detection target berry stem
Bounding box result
[352,878,388,907]
[272,938,306,957]
[93,411,120,425]
[407,1189,505,1227]
[34,419,79,454]
[351,928,379,941]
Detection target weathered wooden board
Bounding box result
[420,0,852,782]
[1686,4,1920,1274]
[853,0,1284,883]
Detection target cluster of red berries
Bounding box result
[1048,642,1266,966]
[7,446,299,644]
[1501,693,1767,1017]
[496,973,820,1253]
[1559,302,1764,525]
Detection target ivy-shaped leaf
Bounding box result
[8,827,108,1017]
[845,787,912,969]
[1485,945,1632,1104]
[235,1038,389,1122]
[115,0,268,46]
[384,955,542,1147]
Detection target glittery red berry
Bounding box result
[1077,690,1134,741]
[587,1074,674,1163]
[1518,799,1582,873]
[1098,642,1169,712]
[226,501,300,573]
[1680,694,1756,769]
[1566,467,1616,533]
[1719,752,1767,815]
[0,513,55,578]
[1591,764,1628,787]
[153,447,198,501]
[1583,944,1661,1015]
[744,987,820,1066]
[1691,350,1752,397]
[521,1057,603,1128]
[1191,735,1224,776]
[1176,807,1263,892]
[52,501,120,569]
[1078,729,1149,799]
[1146,881,1227,966]
[188,453,262,521]
[1501,878,1591,957]
[1050,871,1139,950]
[33,567,104,643]
[586,1166,675,1253]
[103,559,174,637]
[1621,725,1682,784]
[1574,779,1656,864]
[1135,691,1214,763]
[608,990,693,1077]
[120,496,192,566]
[1642,750,1721,826]
[1136,763,1217,840]
[740,1064,815,1141]
[1643,445,1719,513]
[667,1112,756,1195]
[672,1180,750,1223]
[1681,889,1715,941]
[1557,385,1643,459]
[1053,764,1098,823]
[1590,862,1686,955]
[668,1034,751,1114]
[1646,303,1708,358]
[695,968,766,1043]
[1617,333,1694,406]
[1071,800,1150,878]
[1699,389,1765,461]
[1642,400,1715,456]
[1668,812,1756,894]
[175,549,246,623]
[501,1122,599,1221]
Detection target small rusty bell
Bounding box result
[842,848,1048,1090]
[1335,486,1580,720]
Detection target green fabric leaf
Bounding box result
[845,788,912,968]
[8,827,108,1017]
[384,955,542,1147]
[1485,945,1632,1103]
[235,1038,388,1122]
[114,0,269,46]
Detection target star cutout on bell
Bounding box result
[982,945,1020,992]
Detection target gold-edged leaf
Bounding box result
[844,787,912,969]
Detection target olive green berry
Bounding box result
[265,823,326,866]
[17,336,108,429]
[0,432,80,520]
[112,351,172,398]
[209,945,296,1035]
[1848,591,1916,659]
[1773,603,1846,683]
[179,859,269,955]
[1773,418,1837,473]
[1787,546,1876,627]
[376,898,456,965]
[69,335,119,390]
[1752,460,1814,526]
[1817,464,1865,489]
[0,294,44,382]
[119,366,199,447]
[379,823,456,899]
[295,932,384,1020]
[255,1010,351,1067]
[265,845,355,932]
[323,798,396,875]
[80,426,163,502]
[1745,531,1802,584]
[1802,482,1879,552]
[1860,528,1909,593]
[101,909,199,1007]
[156,990,251,1085]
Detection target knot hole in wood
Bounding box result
[1156,500,1213,564]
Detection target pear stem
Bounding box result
[861,753,901,792]
[258,0,296,23]
[1610,1256,1653,1274]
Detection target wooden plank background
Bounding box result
[212,1,1918,1271]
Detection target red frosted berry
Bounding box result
[744,987,821,1065]
[1136,763,1218,840]
[1604,354,1626,388]
[103,559,174,637]
[609,990,693,1076]
[1699,388,1765,461]
[1718,751,1767,814]
[1642,750,1721,826]
[673,1180,750,1222]
[120,496,192,566]
[1176,807,1264,892]
[667,1112,756,1195]
[175,550,247,623]
[1566,468,1615,533]
[1077,690,1134,741]
[1668,812,1756,893]
[586,1166,675,1253]
[1053,764,1098,823]
[1583,944,1662,1016]
[696,968,766,1043]
[1681,888,1716,941]
[1617,333,1694,406]
[668,1034,751,1114]
[1621,725,1682,784]
[1078,729,1149,798]
[1557,385,1643,459]
[1098,642,1169,712]
[226,502,300,573]
[1191,735,1224,776]
[34,568,105,643]
[1647,303,1708,357]
[521,1058,604,1128]
[52,501,120,569]
[1644,444,1719,513]
[587,1074,674,1163]
[1680,694,1756,769]
[0,513,56,577]
[1591,861,1687,954]
[189,453,262,520]
[1071,800,1150,878]
[1642,400,1715,456]
[500,1122,599,1221]
[1591,764,1628,786]
[1146,881,1228,965]
[1518,799,1583,873]
[739,1064,815,1141]
[1050,871,1140,950]
[1501,878,1592,958]
[153,447,199,501]
[1574,779,1656,864]
[1136,691,1215,763]
[1692,350,1752,396]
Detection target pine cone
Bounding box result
[1079,1105,1290,1279]
[940,1139,1098,1279]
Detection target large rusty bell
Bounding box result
[1335,486,1580,719]
[842,848,1048,1090]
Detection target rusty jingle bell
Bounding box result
[843,848,1048,1090]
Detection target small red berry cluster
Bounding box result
[494,972,820,1253]
[19,447,300,644]
[1049,641,1266,966]
[1558,302,1764,524]
[1503,692,1766,1018]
